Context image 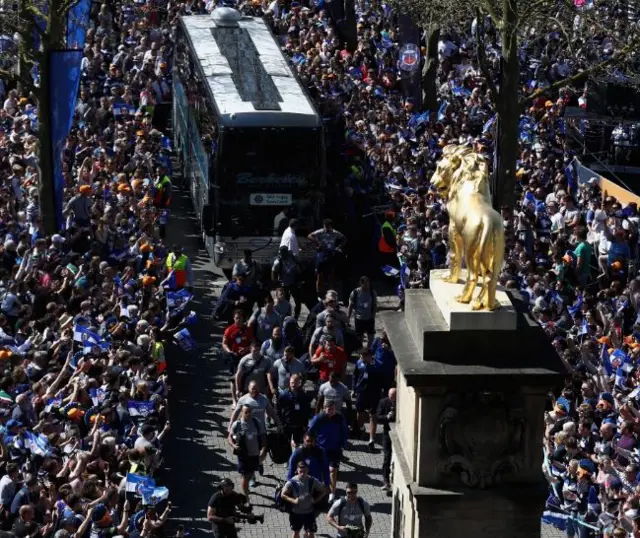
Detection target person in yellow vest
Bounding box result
[153,165,172,209]
[151,328,167,374]
[165,245,194,290]
[378,211,398,267]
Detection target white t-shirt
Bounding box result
[550,213,565,233]
[437,40,457,59]
[280,227,300,257]
[591,209,607,234]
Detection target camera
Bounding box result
[235,503,264,524]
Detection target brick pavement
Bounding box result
[161,199,392,538]
[161,195,569,538]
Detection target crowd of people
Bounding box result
[260,2,640,538]
[0,0,637,533]
[0,0,199,537]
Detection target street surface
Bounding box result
[160,193,565,538]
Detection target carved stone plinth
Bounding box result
[430,269,517,331]
[382,289,567,538]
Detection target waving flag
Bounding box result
[166,289,193,317]
[174,328,196,351]
[483,114,497,134]
[601,345,613,376]
[437,101,448,122]
[73,325,110,354]
[88,388,106,407]
[610,349,633,388]
[45,397,62,413]
[382,265,400,277]
[568,293,583,317]
[127,400,154,419]
[24,431,53,457]
[73,324,89,343]
[126,473,155,496]
[142,486,169,506]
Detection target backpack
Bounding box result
[241,357,263,391]
[232,417,263,455]
[274,477,316,513]
[268,429,291,464]
[336,496,366,519]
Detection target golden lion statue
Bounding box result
[430,145,505,311]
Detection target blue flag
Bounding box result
[125,473,155,496]
[166,289,193,317]
[50,50,83,229]
[127,400,154,419]
[142,486,169,506]
[381,265,400,277]
[88,388,106,407]
[24,431,52,457]
[437,101,447,122]
[483,114,497,134]
[568,293,583,317]
[601,345,613,376]
[74,326,110,355]
[174,328,196,351]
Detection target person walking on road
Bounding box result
[327,482,373,538]
[316,371,353,415]
[222,310,254,410]
[287,433,331,488]
[235,341,272,398]
[227,405,267,502]
[276,374,312,450]
[376,388,396,491]
[308,401,349,503]
[280,461,327,538]
[352,348,382,451]
[269,345,307,394]
[348,277,377,347]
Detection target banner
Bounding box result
[49,50,83,229]
[574,158,640,207]
[325,0,357,52]
[67,0,92,49]
[397,14,422,110]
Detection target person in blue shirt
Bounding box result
[370,332,396,394]
[352,348,382,451]
[10,474,37,516]
[224,273,255,320]
[307,400,348,503]
[287,432,330,488]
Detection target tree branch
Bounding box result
[475,0,501,30]
[519,40,639,106]
[475,9,499,101]
[59,0,81,18]
[25,4,48,26]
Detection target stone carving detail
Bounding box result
[437,392,525,489]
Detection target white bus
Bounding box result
[173,7,326,271]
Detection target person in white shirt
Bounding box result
[280,218,300,258]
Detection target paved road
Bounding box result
[159,193,567,538]
[160,194,392,538]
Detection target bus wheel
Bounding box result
[222,269,233,281]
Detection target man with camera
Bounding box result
[280,461,327,538]
[207,478,259,538]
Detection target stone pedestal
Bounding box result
[381,286,567,538]
[429,269,517,331]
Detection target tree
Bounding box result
[390,0,640,209]
[0,0,85,234]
